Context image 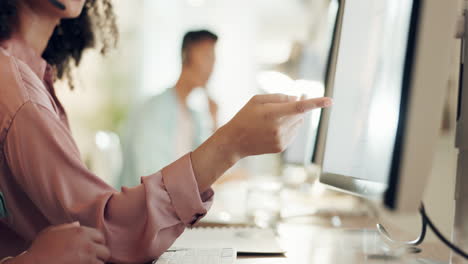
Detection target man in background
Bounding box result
[118,30,219,187]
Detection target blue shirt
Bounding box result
[117,88,212,188]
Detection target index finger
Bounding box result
[273,97,333,116]
[252,94,298,104]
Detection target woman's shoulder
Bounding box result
[0,50,29,149]
[0,50,60,146]
[0,49,55,118]
[0,49,29,115]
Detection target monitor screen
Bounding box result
[322,0,415,184]
[283,0,340,165]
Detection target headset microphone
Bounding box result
[48,0,66,10]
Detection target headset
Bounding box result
[49,0,66,10]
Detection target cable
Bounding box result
[420,204,468,259]
[377,211,427,246]
[48,0,66,10]
[371,201,468,259]
[368,197,427,246]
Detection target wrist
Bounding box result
[212,124,243,165]
[192,125,242,192]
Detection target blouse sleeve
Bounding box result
[4,101,213,263]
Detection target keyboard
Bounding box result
[153,248,236,264]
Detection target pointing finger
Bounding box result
[252,94,297,104]
[273,97,332,117]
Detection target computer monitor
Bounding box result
[319,0,456,212]
[282,0,341,165]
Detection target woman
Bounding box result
[0,0,332,263]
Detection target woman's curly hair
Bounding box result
[0,0,118,88]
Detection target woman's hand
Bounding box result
[192,94,332,192]
[21,222,110,264]
[223,94,331,157]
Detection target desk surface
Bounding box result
[197,179,450,264]
[231,217,449,264]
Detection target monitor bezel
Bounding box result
[312,0,345,165]
[282,0,343,166]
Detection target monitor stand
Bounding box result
[451,5,468,263]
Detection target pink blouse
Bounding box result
[0,37,213,263]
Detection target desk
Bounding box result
[150,219,448,264]
[140,184,447,264]
[231,217,449,264]
[198,179,450,264]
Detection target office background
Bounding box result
[54,0,461,244]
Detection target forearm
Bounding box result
[192,125,241,193]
